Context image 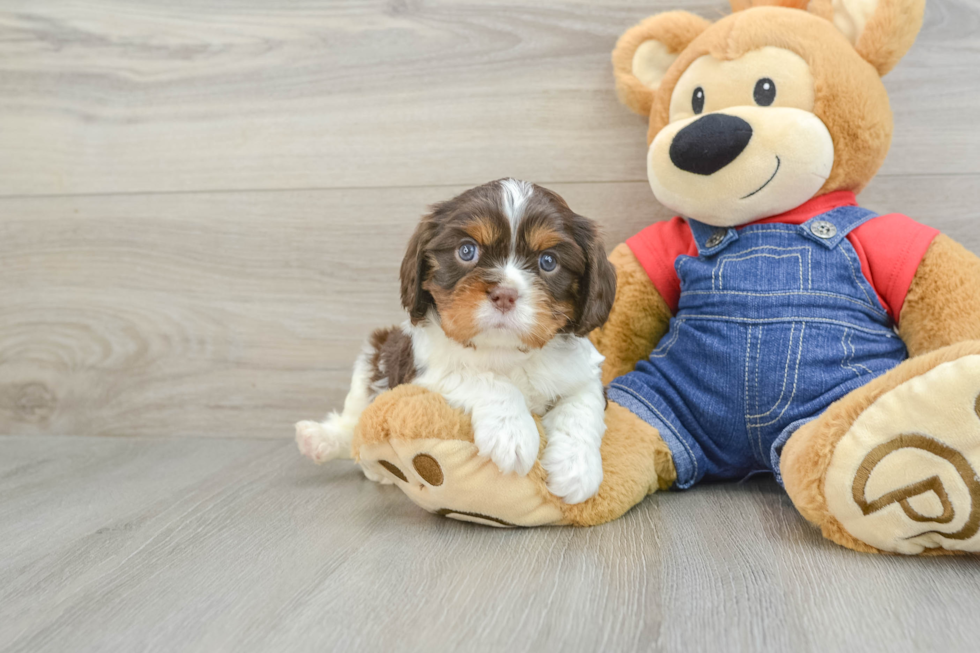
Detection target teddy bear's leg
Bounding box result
[780,341,980,554]
[352,384,675,527]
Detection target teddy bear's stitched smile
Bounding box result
[740,155,781,200]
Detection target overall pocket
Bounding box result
[713,245,812,293]
[743,322,806,462]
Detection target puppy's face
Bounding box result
[401,179,616,349]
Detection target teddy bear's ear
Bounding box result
[730,0,810,10]
[808,0,925,76]
[612,11,712,116]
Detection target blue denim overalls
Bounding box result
[606,206,909,488]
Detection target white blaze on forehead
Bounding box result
[499,178,534,249]
[502,258,533,295]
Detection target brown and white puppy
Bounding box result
[296,179,616,503]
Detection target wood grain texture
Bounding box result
[2,3,980,651]
[1,175,977,439]
[0,0,977,439]
[0,0,977,196]
[2,435,980,653]
[0,181,659,438]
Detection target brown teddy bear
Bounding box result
[350,0,980,554]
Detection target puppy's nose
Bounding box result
[489,286,518,313]
[669,113,753,176]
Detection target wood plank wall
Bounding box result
[1,0,977,438]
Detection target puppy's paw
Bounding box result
[295,416,352,463]
[541,437,603,504]
[473,412,540,476]
[359,463,394,485]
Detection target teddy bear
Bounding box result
[347,0,980,555]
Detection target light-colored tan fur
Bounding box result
[614,3,915,195]
[780,341,980,554]
[898,235,980,357]
[353,382,675,527]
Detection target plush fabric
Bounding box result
[612,12,712,117]
[635,8,895,195]
[898,235,980,356]
[809,0,926,76]
[780,342,980,554]
[352,384,676,528]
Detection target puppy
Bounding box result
[296,179,616,503]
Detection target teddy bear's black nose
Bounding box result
[669,113,753,176]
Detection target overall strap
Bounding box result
[688,219,738,257]
[799,205,878,249]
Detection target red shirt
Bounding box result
[626,191,939,324]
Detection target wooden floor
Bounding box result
[4,436,980,653]
[1,0,979,651]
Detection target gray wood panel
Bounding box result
[1,175,977,439]
[1,0,977,439]
[2,2,980,651]
[0,0,976,196]
[2,435,980,653]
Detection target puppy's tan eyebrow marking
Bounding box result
[526,225,565,252]
[464,219,501,245]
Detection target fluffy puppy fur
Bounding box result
[296,179,617,503]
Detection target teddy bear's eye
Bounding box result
[754,78,776,106]
[692,87,705,115]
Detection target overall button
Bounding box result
[810,220,837,239]
[706,229,727,248]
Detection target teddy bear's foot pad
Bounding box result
[358,438,563,528]
[825,355,980,554]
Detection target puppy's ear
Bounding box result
[612,11,712,116]
[400,213,437,324]
[570,219,617,337]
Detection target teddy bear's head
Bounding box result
[613,0,925,227]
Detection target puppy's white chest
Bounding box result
[416,352,562,413]
[411,323,600,415]
[497,366,556,414]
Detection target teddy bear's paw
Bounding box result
[295,415,352,464]
[357,436,564,528]
[472,411,540,477]
[824,354,980,554]
[541,437,603,504]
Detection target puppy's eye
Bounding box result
[456,242,479,263]
[538,252,558,272]
[753,78,776,106]
[692,87,705,115]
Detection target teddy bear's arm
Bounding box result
[898,234,980,358]
[589,243,672,385]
